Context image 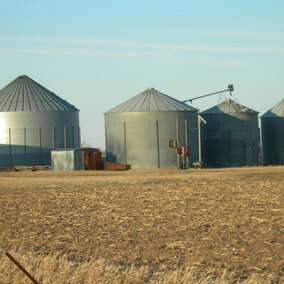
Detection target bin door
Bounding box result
[245,140,253,165]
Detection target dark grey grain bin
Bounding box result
[200,99,259,167]
[0,75,80,167]
[104,88,198,169]
[261,98,284,165]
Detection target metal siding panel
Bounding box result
[10,128,25,166]
[52,150,75,170]
[74,151,84,170]
[105,114,126,164]
[0,111,80,166]
[105,111,199,169]
[54,126,64,149]
[261,117,284,165]
[201,113,259,167]
[126,117,157,168]
[157,113,178,168]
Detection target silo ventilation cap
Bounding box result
[17,75,28,79]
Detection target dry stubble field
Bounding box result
[0,167,283,283]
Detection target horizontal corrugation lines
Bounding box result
[0,75,78,112]
[106,88,197,113]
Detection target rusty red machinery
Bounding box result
[176,146,191,157]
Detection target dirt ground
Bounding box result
[0,167,283,282]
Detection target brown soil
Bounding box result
[0,167,283,282]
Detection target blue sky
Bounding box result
[0,0,283,148]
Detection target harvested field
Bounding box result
[0,167,283,283]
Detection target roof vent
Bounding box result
[17,75,28,79]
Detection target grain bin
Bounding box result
[200,99,259,167]
[105,88,198,169]
[0,75,80,166]
[261,98,284,165]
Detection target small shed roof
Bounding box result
[261,98,284,118]
[52,148,100,152]
[0,75,79,112]
[105,88,197,113]
[201,99,258,115]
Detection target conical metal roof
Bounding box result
[261,98,284,118]
[0,75,78,112]
[106,88,197,113]
[201,99,258,115]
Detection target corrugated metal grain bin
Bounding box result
[51,148,101,170]
[0,75,80,166]
[201,99,259,167]
[104,88,198,169]
[261,98,284,165]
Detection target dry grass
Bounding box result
[0,252,279,284]
[0,167,283,283]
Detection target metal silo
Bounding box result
[104,88,198,169]
[261,98,284,165]
[0,75,80,166]
[200,99,259,167]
